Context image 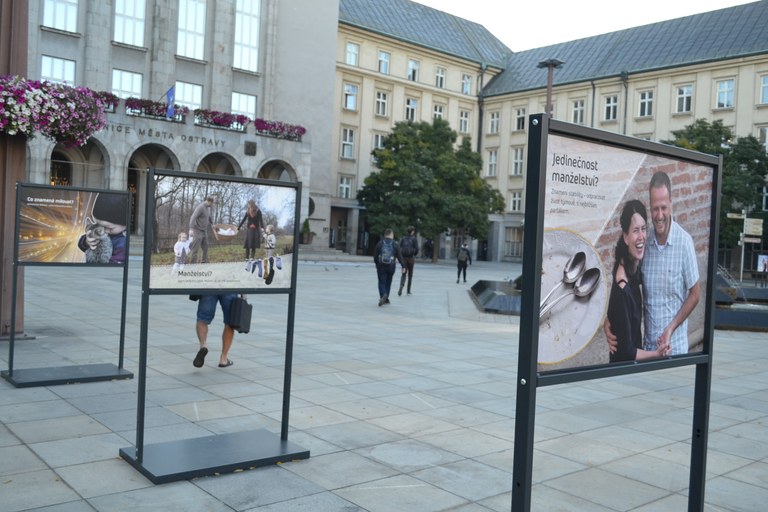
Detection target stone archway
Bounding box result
[126,143,181,236]
[257,159,297,182]
[48,138,108,189]
[196,152,241,176]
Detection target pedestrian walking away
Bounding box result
[192,293,244,368]
[398,225,418,296]
[373,228,404,306]
[456,242,472,283]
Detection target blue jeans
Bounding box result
[376,264,395,298]
[196,294,237,325]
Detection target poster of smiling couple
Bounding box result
[146,170,299,292]
[532,119,720,375]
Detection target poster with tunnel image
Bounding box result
[15,183,130,266]
[534,127,719,374]
[147,169,298,291]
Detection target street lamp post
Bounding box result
[537,58,564,116]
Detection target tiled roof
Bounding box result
[338,0,511,68]
[484,1,768,96]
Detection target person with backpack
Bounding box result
[397,225,419,296]
[456,242,472,283]
[373,228,403,306]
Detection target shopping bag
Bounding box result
[228,297,252,334]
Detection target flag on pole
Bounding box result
[165,86,175,118]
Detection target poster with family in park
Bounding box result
[147,171,298,291]
[16,183,130,266]
[537,133,715,373]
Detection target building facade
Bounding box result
[22,0,338,246]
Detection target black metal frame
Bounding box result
[118,169,308,484]
[512,115,721,511]
[2,183,133,387]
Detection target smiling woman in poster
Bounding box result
[607,200,669,362]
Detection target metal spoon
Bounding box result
[540,251,586,312]
[539,267,601,317]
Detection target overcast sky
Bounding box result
[411,0,757,51]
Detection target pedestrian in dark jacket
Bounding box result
[373,228,403,306]
[398,225,418,296]
[456,243,472,283]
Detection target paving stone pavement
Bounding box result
[0,254,766,511]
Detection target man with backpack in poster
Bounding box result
[397,225,418,296]
[373,228,403,306]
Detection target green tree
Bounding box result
[357,118,504,259]
[662,119,768,247]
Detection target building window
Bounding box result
[339,176,352,199]
[343,83,358,110]
[505,227,524,257]
[44,0,78,32]
[638,90,653,117]
[234,0,260,72]
[763,186,768,212]
[231,92,256,119]
[676,84,693,113]
[177,0,206,60]
[487,150,497,177]
[604,95,618,121]
[435,66,446,88]
[112,69,142,98]
[433,104,444,119]
[114,0,145,46]
[372,133,386,163]
[759,126,768,152]
[459,110,470,134]
[405,98,417,122]
[716,79,734,109]
[345,42,359,66]
[407,59,419,82]
[515,108,526,131]
[341,128,355,159]
[462,73,472,95]
[761,75,768,105]
[175,80,202,109]
[572,99,585,124]
[375,91,388,117]
[510,191,522,212]
[41,55,75,84]
[489,111,500,134]
[512,147,524,175]
[378,51,390,74]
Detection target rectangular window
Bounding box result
[572,99,585,124]
[433,104,444,119]
[378,51,390,74]
[407,59,419,82]
[487,150,497,177]
[339,176,352,199]
[44,0,78,32]
[112,69,142,98]
[461,73,472,95]
[234,0,259,72]
[231,92,256,119]
[761,75,768,105]
[177,0,206,60]
[716,79,734,108]
[759,126,768,152]
[505,227,524,257]
[510,191,522,212]
[489,111,500,134]
[435,66,446,89]
[512,147,524,175]
[346,42,359,66]
[515,108,526,130]
[372,132,385,163]
[114,0,145,46]
[375,91,388,117]
[405,98,417,122]
[604,95,618,121]
[175,80,202,109]
[676,84,693,113]
[41,55,75,84]
[343,83,358,110]
[341,128,355,159]
[763,186,768,212]
[639,90,653,117]
[459,110,470,133]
